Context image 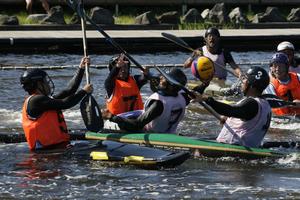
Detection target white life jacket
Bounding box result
[144,91,186,133]
[217,97,271,147]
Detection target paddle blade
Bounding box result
[161,32,194,51]
[262,94,296,108]
[80,94,103,132]
[266,98,296,108]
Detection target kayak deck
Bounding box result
[34,140,189,169]
[86,132,284,159]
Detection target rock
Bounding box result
[287,8,300,22]
[135,11,158,25]
[252,7,286,23]
[208,3,229,24]
[0,15,19,25]
[26,14,48,24]
[90,7,114,25]
[182,8,203,23]
[41,6,66,24]
[157,11,180,24]
[229,7,248,24]
[201,9,210,20]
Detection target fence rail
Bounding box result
[0,62,269,70]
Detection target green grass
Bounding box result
[115,15,135,24]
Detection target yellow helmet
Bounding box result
[191,56,214,81]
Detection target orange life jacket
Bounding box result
[106,76,144,115]
[271,72,300,116]
[22,96,70,150]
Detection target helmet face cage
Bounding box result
[20,69,54,95]
[44,75,55,96]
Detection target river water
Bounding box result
[0,52,299,199]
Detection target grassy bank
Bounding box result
[0,5,294,29]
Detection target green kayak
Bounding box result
[85,132,284,159]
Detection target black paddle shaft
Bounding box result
[66,0,146,72]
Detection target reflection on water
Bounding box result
[0,52,299,199]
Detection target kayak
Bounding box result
[85,132,284,159]
[33,140,190,169]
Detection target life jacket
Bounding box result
[202,45,227,80]
[106,76,144,115]
[22,95,70,150]
[217,97,271,148]
[270,72,300,116]
[144,91,186,133]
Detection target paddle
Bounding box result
[161,32,238,78]
[0,131,87,143]
[155,66,255,148]
[262,93,297,108]
[155,66,224,121]
[66,0,147,74]
[79,0,103,132]
[262,141,300,149]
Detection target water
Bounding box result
[0,52,299,199]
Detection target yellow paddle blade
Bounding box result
[90,151,109,160]
[124,156,144,163]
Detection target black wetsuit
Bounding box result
[205,97,259,121]
[27,67,87,118]
[104,67,148,97]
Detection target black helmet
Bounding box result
[245,67,269,93]
[20,69,53,94]
[204,27,220,38]
[108,55,131,71]
[168,68,187,86]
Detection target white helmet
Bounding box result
[277,41,295,51]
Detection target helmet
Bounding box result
[20,68,47,84]
[168,68,187,86]
[270,52,289,66]
[204,27,220,38]
[277,41,294,51]
[244,66,269,93]
[20,69,53,95]
[108,55,131,71]
[191,56,214,81]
